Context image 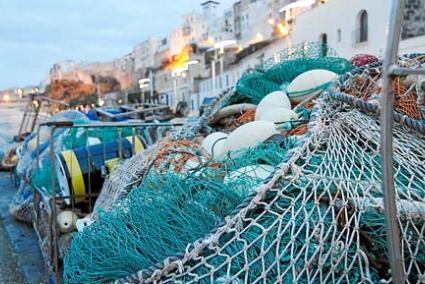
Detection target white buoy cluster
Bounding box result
[201,68,338,187]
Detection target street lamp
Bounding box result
[139,78,150,103]
[184,59,200,111]
[207,39,237,97]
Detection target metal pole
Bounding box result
[220,47,224,92]
[149,69,154,104]
[380,0,405,283]
[212,49,217,97]
[173,77,177,108]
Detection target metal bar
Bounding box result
[41,121,184,128]
[389,65,425,76]
[86,128,92,213]
[380,0,405,283]
[118,128,123,160]
[33,94,70,107]
[94,105,168,119]
[17,96,31,138]
[31,99,42,132]
[36,126,41,170]
[49,127,62,284]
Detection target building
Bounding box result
[133,38,161,73]
[194,0,425,110]
[233,0,272,46]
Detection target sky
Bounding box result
[0,0,234,90]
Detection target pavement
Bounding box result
[0,172,45,284]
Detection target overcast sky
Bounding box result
[0,0,234,90]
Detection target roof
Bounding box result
[201,1,220,6]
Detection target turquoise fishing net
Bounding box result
[63,171,248,284]
[63,136,300,284]
[263,57,353,85]
[234,71,282,104]
[104,96,425,284]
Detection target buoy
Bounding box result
[76,217,95,232]
[287,69,337,104]
[350,54,379,67]
[27,127,50,154]
[201,132,228,158]
[182,156,207,175]
[56,211,78,233]
[221,121,279,159]
[257,108,298,123]
[224,164,275,188]
[255,91,291,120]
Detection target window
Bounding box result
[337,29,341,42]
[319,33,328,56]
[359,10,368,42]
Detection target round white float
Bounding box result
[224,164,275,188]
[201,132,228,158]
[56,211,78,233]
[287,69,338,104]
[76,217,95,232]
[255,91,291,120]
[221,121,279,160]
[27,127,50,154]
[258,108,298,124]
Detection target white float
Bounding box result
[287,69,338,104]
[201,132,228,158]
[221,121,279,159]
[224,164,275,187]
[76,217,95,232]
[258,108,298,123]
[56,211,78,233]
[255,91,291,120]
[27,127,50,154]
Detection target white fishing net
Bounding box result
[111,95,425,284]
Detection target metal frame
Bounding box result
[16,93,70,141]
[93,103,172,121]
[381,0,425,283]
[32,120,184,284]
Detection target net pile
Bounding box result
[63,48,425,284]
[93,90,233,213]
[339,53,425,120]
[109,94,425,284]
[233,42,353,105]
[64,136,299,283]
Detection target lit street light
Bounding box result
[207,39,237,97]
[138,78,150,103]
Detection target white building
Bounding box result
[233,0,273,46]
[133,38,161,72]
[194,0,425,109]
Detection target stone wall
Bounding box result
[402,0,425,39]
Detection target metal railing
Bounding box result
[32,120,183,283]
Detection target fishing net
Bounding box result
[339,53,425,120]
[233,42,353,105]
[93,90,234,213]
[234,72,282,104]
[263,57,353,85]
[108,94,425,284]
[64,134,300,283]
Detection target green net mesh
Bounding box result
[63,136,300,283]
[99,95,425,284]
